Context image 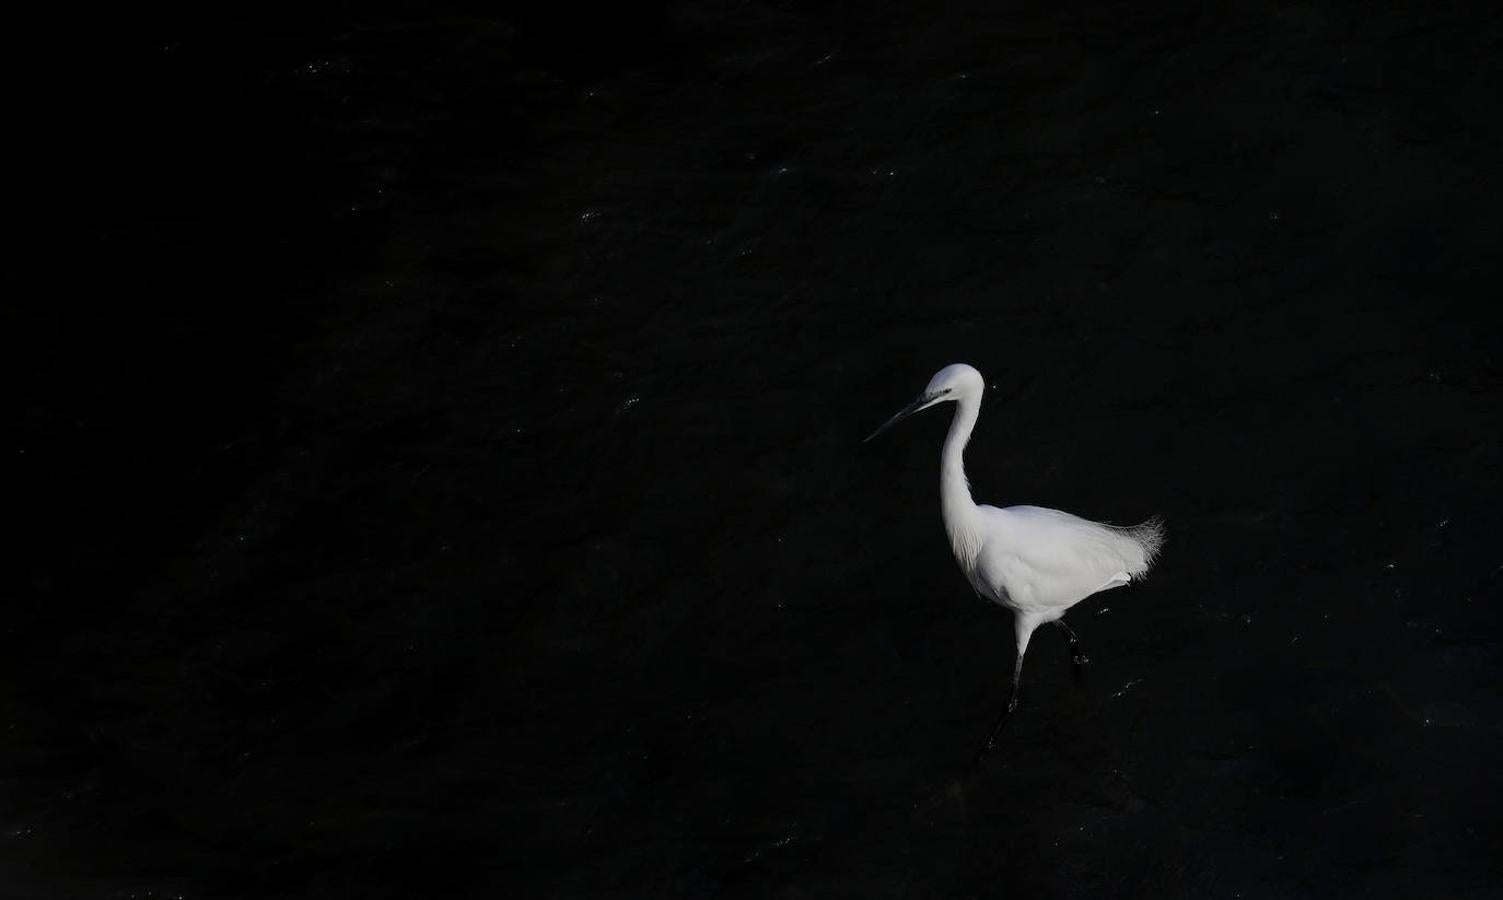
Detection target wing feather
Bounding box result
[977,506,1164,609]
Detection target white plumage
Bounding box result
[867,363,1164,751]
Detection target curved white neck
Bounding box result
[940,395,983,556]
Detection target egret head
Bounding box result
[865,363,984,442]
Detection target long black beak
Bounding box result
[864,392,939,443]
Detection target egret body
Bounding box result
[866,363,1163,751]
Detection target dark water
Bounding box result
[6,1,1503,896]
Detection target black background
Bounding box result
[5,0,1502,896]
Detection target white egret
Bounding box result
[866,363,1163,752]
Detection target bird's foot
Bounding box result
[976,699,1018,763]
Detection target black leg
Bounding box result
[1055,619,1089,667]
[980,652,1025,755]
